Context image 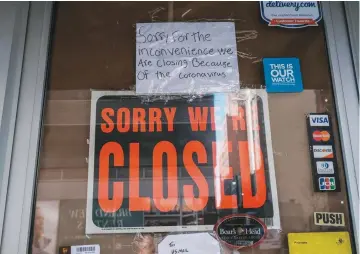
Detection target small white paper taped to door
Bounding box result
[158,233,221,254]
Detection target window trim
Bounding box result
[0,1,29,247]
[0,2,53,253]
[322,2,359,253]
[344,1,359,85]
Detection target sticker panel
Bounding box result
[306,113,340,192]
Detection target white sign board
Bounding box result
[135,22,240,94]
[86,90,281,234]
[260,1,322,28]
[158,233,221,254]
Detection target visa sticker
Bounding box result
[309,115,330,126]
[263,58,303,93]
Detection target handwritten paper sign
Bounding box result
[158,233,221,254]
[135,22,240,94]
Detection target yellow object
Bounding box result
[288,232,352,254]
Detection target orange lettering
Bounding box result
[98,142,124,212]
[153,141,178,212]
[238,141,266,208]
[149,108,162,132]
[188,107,208,131]
[133,108,146,132]
[129,143,150,211]
[212,142,237,209]
[117,108,130,132]
[183,141,209,211]
[101,108,114,133]
[232,106,246,131]
[163,107,176,131]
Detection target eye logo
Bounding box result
[312,130,330,142]
[319,177,336,190]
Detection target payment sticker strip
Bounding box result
[306,113,340,192]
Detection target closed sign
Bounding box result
[314,212,345,227]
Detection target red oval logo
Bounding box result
[214,214,267,249]
[313,130,330,142]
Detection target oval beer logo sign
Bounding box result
[214,214,267,249]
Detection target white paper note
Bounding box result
[158,233,221,254]
[135,22,240,94]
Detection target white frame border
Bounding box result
[86,90,281,234]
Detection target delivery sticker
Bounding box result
[313,145,333,158]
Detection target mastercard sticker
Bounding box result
[312,130,330,142]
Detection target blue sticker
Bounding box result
[263,58,303,93]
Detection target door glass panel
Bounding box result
[30,2,356,254]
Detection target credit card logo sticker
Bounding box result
[312,130,330,142]
[309,115,329,126]
[313,145,334,158]
[316,161,335,174]
[319,177,336,190]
